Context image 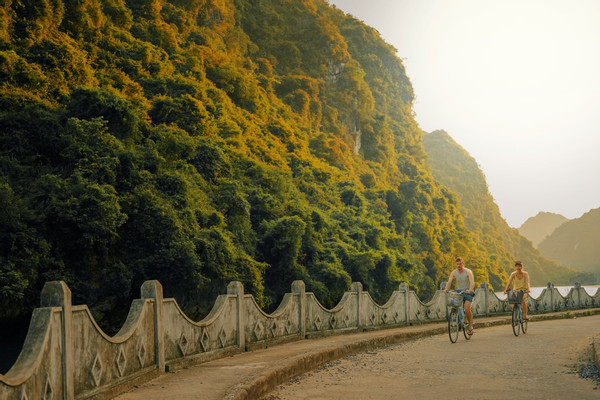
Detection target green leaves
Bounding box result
[0,0,510,332]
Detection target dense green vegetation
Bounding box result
[0,0,471,330]
[423,130,595,287]
[538,208,600,279]
[1,0,591,335]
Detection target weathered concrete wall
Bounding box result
[1,280,598,399]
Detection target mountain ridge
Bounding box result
[0,0,472,328]
[422,130,594,288]
[518,211,569,247]
[0,0,593,334]
[538,208,600,278]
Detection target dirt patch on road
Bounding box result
[571,339,600,389]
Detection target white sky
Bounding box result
[329,0,600,227]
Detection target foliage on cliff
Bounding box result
[0,0,497,329]
[423,130,595,287]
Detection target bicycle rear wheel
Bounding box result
[448,308,459,343]
[521,309,528,334]
[511,305,520,336]
[463,313,472,340]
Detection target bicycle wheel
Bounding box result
[448,308,459,343]
[520,307,528,334]
[463,310,472,340]
[511,305,520,336]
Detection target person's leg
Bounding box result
[464,300,473,331]
[522,293,528,319]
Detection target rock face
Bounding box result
[538,208,600,276]
[518,212,569,247]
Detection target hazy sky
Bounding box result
[329,0,600,227]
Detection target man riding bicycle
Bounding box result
[443,257,475,335]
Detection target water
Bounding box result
[495,285,600,300]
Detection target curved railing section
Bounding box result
[0,307,62,400]
[1,280,598,399]
[72,300,157,399]
[162,293,238,367]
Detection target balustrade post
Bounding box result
[141,280,165,372]
[292,281,306,338]
[547,282,554,312]
[480,282,489,316]
[399,282,410,326]
[40,281,74,400]
[574,282,581,309]
[227,281,245,350]
[351,282,363,329]
[439,282,447,320]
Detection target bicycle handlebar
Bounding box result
[449,289,471,294]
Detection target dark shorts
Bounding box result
[462,291,474,303]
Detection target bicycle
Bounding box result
[446,290,473,343]
[507,289,528,336]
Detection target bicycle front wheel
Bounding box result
[512,305,520,336]
[448,308,459,343]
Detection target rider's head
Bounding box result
[514,261,523,270]
[455,257,464,270]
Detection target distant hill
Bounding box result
[423,130,596,288]
[518,212,569,247]
[538,208,600,278]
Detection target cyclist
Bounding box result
[443,257,475,335]
[503,261,531,320]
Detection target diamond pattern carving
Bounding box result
[137,339,146,368]
[393,311,400,324]
[370,312,376,325]
[270,320,279,337]
[199,329,210,352]
[218,327,227,348]
[382,312,388,324]
[115,345,127,377]
[42,373,53,400]
[91,354,103,387]
[178,332,189,356]
[284,319,293,334]
[254,321,264,340]
[314,315,322,330]
[343,314,350,328]
[329,315,336,329]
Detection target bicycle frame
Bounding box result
[511,298,528,336]
[447,291,472,343]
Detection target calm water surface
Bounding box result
[495,285,600,299]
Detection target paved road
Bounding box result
[262,315,600,400]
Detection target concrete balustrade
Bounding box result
[1,280,598,400]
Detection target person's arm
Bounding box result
[524,271,531,293]
[443,271,455,292]
[504,272,515,293]
[466,269,475,293]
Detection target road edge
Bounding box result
[224,308,600,400]
[229,308,600,400]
